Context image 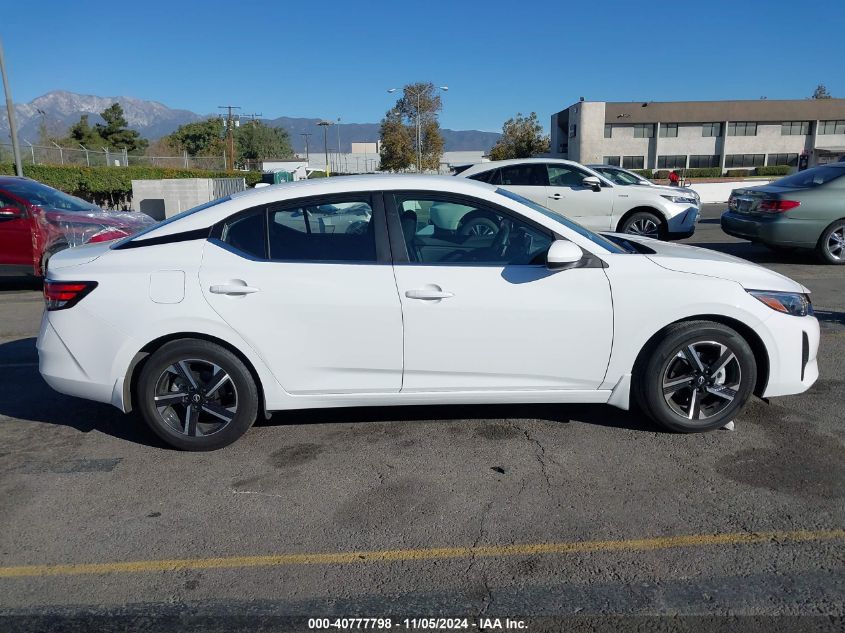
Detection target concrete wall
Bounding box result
[131,178,245,220]
[688,180,772,204]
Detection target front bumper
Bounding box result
[760,312,819,398]
[721,211,820,248]
[666,206,700,240]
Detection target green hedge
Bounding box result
[0,163,262,208]
[654,167,724,179]
[756,165,792,176]
[631,169,653,179]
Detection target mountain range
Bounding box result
[1,91,500,153]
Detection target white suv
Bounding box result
[458,159,699,240]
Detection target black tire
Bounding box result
[634,321,756,433]
[619,211,664,240]
[816,219,845,265]
[459,215,499,238]
[136,339,259,450]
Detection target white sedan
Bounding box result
[37,175,819,450]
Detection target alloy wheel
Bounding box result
[153,359,238,437]
[826,225,845,261]
[661,341,741,421]
[626,218,659,238]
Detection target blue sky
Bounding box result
[2,0,844,132]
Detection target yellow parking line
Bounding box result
[1,529,842,579]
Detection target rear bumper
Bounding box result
[721,211,819,248]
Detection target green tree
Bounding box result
[489,112,549,160]
[812,84,832,99]
[235,121,294,163]
[380,82,445,172]
[94,103,148,153]
[166,118,226,156]
[379,107,414,172]
[65,114,105,147]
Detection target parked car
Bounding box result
[587,164,701,205]
[721,163,845,264]
[38,175,818,450]
[0,176,154,277]
[457,159,699,240]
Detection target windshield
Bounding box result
[495,188,627,254]
[111,196,232,248]
[773,165,845,188]
[2,180,97,211]
[597,168,645,186]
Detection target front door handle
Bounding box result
[405,288,454,300]
[210,284,260,295]
[549,193,562,199]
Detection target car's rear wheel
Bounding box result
[634,321,756,433]
[817,219,845,265]
[137,339,258,450]
[620,211,663,239]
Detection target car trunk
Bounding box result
[728,185,800,216]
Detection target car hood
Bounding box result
[617,234,808,293]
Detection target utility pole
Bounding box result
[218,105,241,170]
[300,133,312,161]
[336,117,342,173]
[0,36,24,177]
[317,120,333,176]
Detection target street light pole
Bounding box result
[317,120,333,176]
[0,36,24,177]
[387,85,448,173]
[300,133,311,162]
[336,117,342,173]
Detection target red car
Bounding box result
[0,176,154,276]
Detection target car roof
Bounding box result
[457,158,593,177]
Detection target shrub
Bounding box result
[0,163,262,208]
[756,165,792,176]
[724,169,754,178]
[685,167,722,178]
[631,169,653,179]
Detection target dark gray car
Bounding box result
[721,163,845,264]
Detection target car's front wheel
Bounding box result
[136,339,259,450]
[635,321,757,432]
[817,219,845,265]
[620,211,663,239]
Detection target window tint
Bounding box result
[781,121,810,136]
[657,155,686,169]
[768,153,798,167]
[598,168,641,185]
[221,209,266,258]
[0,191,26,212]
[468,168,501,185]
[725,154,764,168]
[499,164,548,186]
[622,156,645,169]
[394,194,553,266]
[819,120,845,135]
[269,198,376,262]
[603,155,621,167]
[689,154,719,168]
[727,122,757,136]
[702,122,722,137]
[547,164,587,187]
[659,123,678,137]
[634,124,654,138]
[774,165,845,188]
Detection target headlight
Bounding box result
[661,194,697,205]
[748,290,813,317]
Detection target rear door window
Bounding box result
[499,164,549,186]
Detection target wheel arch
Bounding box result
[124,332,267,415]
[632,314,770,398]
[615,206,668,237]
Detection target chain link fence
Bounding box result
[1,143,226,171]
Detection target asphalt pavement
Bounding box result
[0,204,843,631]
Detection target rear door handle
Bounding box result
[549,193,562,199]
[405,288,454,300]
[210,284,260,295]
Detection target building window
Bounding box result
[781,121,810,136]
[633,124,654,138]
[604,124,613,138]
[702,122,722,137]
[768,153,799,167]
[603,155,621,167]
[622,156,645,169]
[725,154,765,168]
[659,123,678,138]
[819,120,845,134]
[657,155,686,169]
[727,122,757,137]
[689,154,720,168]
[568,124,577,138]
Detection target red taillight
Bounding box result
[43,281,98,311]
[759,199,801,213]
[88,228,129,243]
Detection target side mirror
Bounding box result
[582,176,602,191]
[0,206,22,219]
[546,240,583,270]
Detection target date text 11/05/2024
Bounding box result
[307,617,528,630]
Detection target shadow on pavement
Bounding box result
[0,276,42,292]
[815,309,845,327]
[691,241,818,265]
[0,337,166,448]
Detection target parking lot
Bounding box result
[1,203,843,626]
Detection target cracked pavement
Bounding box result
[0,204,843,624]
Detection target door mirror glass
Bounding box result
[546,240,583,269]
[0,205,22,219]
[582,176,602,190]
